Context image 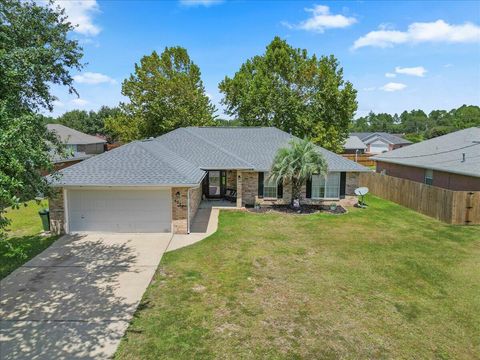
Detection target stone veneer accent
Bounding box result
[188,186,202,226]
[171,187,188,234]
[346,172,359,195]
[49,188,65,235]
[226,170,237,190]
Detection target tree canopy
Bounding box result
[351,105,480,142]
[0,0,82,237]
[105,47,216,142]
[219,37,357,152]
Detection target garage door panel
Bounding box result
[68,189,171,233]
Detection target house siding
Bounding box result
[376,161,480,191]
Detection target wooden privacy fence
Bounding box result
[342,154,375,167]
[358,172,480,225]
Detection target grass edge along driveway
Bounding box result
[0,201,59,279]
[116,196,480,360]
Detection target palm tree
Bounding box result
[269,138,328,207]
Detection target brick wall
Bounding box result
[49,188,65,234]
[241,171,258,205]
[346,172,359,195]
[171,187,188,234]
[226,170,237,189]
[376,161,480,191]
[188,186,202,223]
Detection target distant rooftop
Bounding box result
[47,124,106,145]
[343,135,366,150]
[351,132,411,145]
[373,127,480,178]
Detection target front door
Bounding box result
[205,170,226,198]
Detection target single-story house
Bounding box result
[342,135,367,154]
[47,124,107,169]
[48,127,370,235]
[351,132,411,154]
[373,127,480,191]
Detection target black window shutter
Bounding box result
[306,177,312,198]
[258,172,264,198]
[340,172,346,199]
[277,179,283,198]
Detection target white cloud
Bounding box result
[71,98,89,106]
[444,63,454,68]
[73,72,116,84]
[395,66,427,77]
[179,0,223,7]
[353,20,480,49]
[284,4,357,33]
[380,82,407,92]
[54,0,101,36]
[385,72,396,78]
[52,100,65,108]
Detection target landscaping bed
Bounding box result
[246,203,347,215]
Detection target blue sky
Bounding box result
[50,0,480,118]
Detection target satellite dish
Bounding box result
[354,187,369,208]
[354,187,369,196]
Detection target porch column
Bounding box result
[236,171,243,208]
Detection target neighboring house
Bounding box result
[351,132,411,154]
[47,124,107,168]
[343,135,367,154]
[373,127,480,191]
[48,127,370,235]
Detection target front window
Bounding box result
[312,172,340,199]
[424,169,433,185]
[263,172,278,198]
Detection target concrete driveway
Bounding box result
[0,233,172,360]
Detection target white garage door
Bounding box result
[369,141,389,153]
[67,189,171,233]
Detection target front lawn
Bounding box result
[0,201,58,279]
[116,196,480,359]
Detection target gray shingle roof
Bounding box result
[343,135,367,150]
[351,132,411,145]
[47,124,107,145]
[50,127,370,187]
[373,127,480,178]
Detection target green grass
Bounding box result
[0,201,58,279]
[116,196,480,359]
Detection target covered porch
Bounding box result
[202,169,242,207]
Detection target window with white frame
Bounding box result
[312,172,341,199]
[263,172,278,198]
[424,169,433,185]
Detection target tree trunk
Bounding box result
[291,178,302,208]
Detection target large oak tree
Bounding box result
[106,47,215,142]
[219,37,357,152]
[0,0,83,237]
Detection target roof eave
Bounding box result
[373,158,480,178]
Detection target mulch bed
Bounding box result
[246,204,347,215]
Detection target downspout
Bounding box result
[187,188,190,234]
